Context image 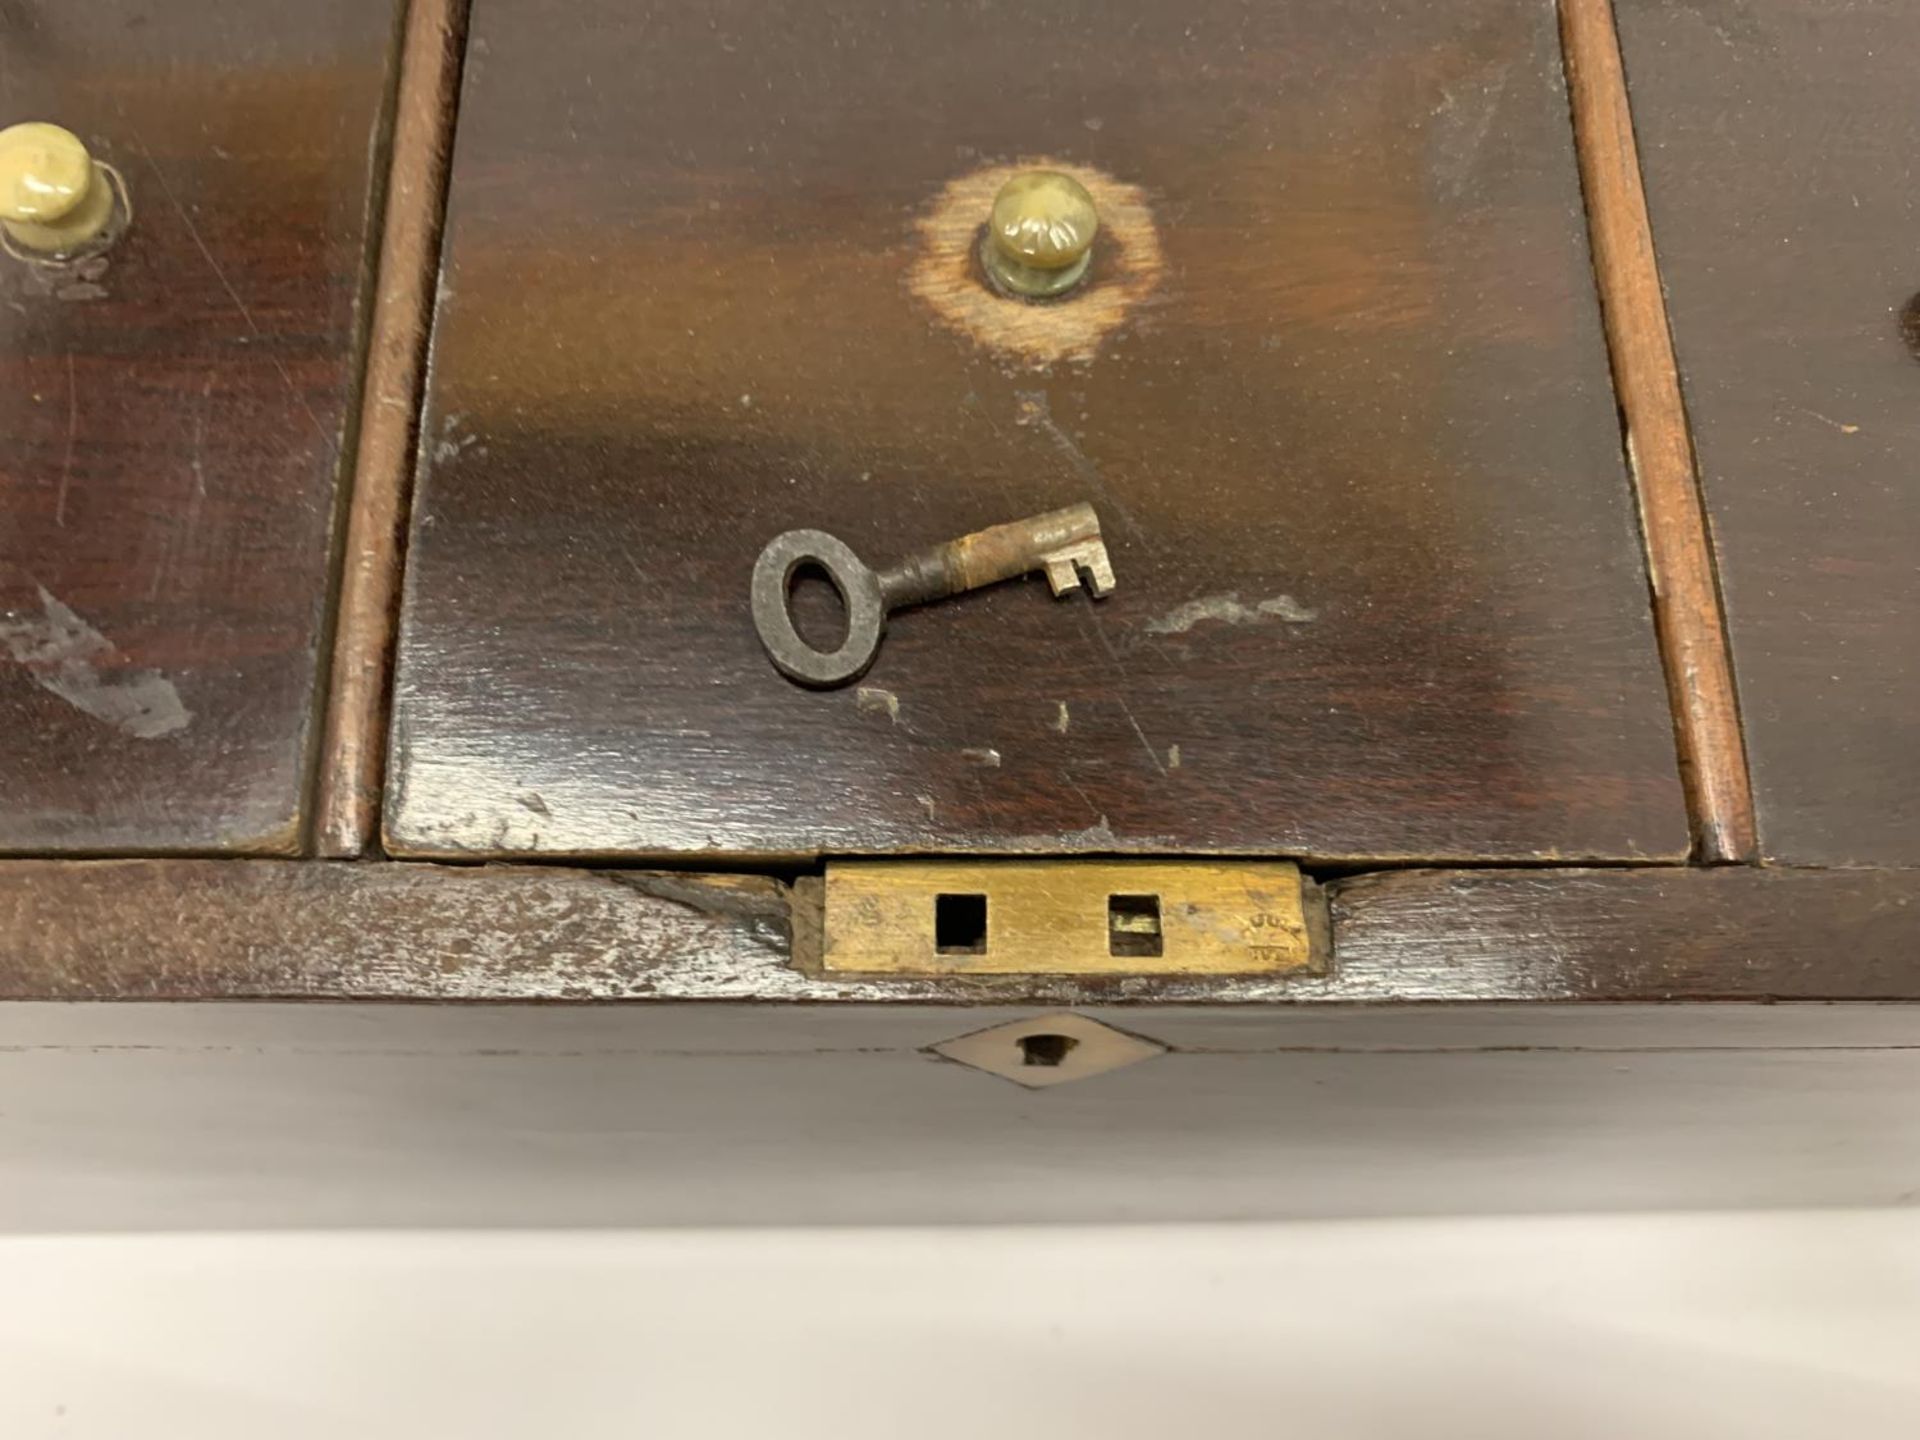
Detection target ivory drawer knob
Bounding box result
[981,169,1098,299]
[0,121,118,257]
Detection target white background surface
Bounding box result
[3,1211,1917,1438]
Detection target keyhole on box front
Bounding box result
[1017,1033,1078,1068]
[935,893,989,954]
[1108,894,1163,957]
[1900,291,1920,364]
[788,561,849,653]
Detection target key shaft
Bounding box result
[877,503,1107,608]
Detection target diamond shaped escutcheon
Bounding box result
[930,1012,1166,1089]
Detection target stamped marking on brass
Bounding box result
[908,158,1165,368]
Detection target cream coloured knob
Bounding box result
[980,170,1098,299]
[0,122,117,256]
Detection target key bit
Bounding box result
[751,502,1116,687]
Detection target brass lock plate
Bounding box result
[820,860,1319,976]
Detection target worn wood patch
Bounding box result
[906,158,1165,368]
[3,859,1917,1005]
[0,861,791,1002]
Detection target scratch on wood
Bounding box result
[56,354,77,526]
[1060,769,1100,821]
[135,140,333,453]
[1053,701,1071,733]
[1113,694,1165,777]
[960,746,1002,767]
[1073,606,1166,776]
[190,370,213,497]
[1012,388,1143,539]
[1798,407,1860,435]
[0,586,191,738]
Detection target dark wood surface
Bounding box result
[1616,0,1920,866]
[8,858,1918,1004]
[389,0,1686,863]
[1329,865,1920,1002]
[8,1000,1920,1230]
[7,856,1920,1230]
[0,0,399,852]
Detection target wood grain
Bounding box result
[313,0,470,857]
[4,858,1917,1005]
[387,0,1686,863]
[1327,865,1920,1002]
[7,1001,1920,1230]
[0,860,791,1002]
[1611,0,1920,865]
[1557,0,1756,863]
[0,0,400,852]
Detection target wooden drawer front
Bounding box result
[389,0,1685,862]
[1618,0,1920,865]
[0,1,398,851]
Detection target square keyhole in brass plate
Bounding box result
[1107,894,1163,957]
[934,893,989,954]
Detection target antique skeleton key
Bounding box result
[750,503,1117,687]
